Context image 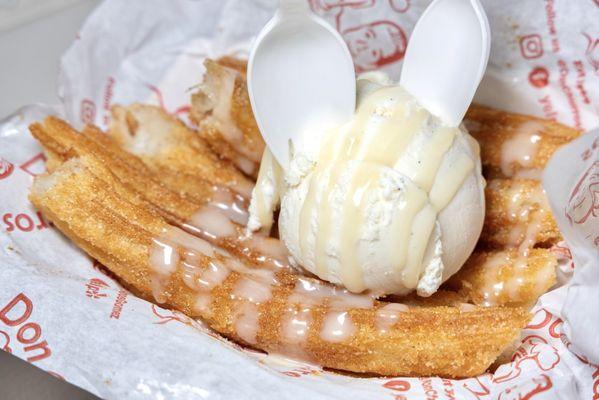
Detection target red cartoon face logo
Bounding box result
[528,67,549,88]
[583,32,599,74]
[342,21,407,72]
[0,159,14,180]
[498,374,553,400]
[566,161,599,226]
[494,335,560,383]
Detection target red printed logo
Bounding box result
[0,330,12,353]
[528,67,550,88]
[0,293,51,363]
[109,289,128,320]
[151,304,189,325]
[102,77,116,126]
[80,99,96,125]
[566,160,599,226]
[583,32,599,74]
[384,379,411,392]
[519,34,544,59]
[281,365,320,378]
[0,159,14,180]
[19,153,47,176]
[342,20,407,72]
[85,278,109,299]
[309,0,375,12]
[581,137,599,161]
[146,84,191,117]
[3,211,51,233]
[526,309,552,330]
[383,378,411,399]
[463,376,491,400]
[494,335,560,383]
[389,0,410,13]
[497,374,553,400]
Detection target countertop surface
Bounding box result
[0,0,99,119]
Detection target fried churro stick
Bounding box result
[31,117,290,271]
[109,103,254,198]
[481,178,561,249]
[465,104,580,179]
[190,58,265,177]
[82,124,220,205]
[30,118,203,223]
[447,249,557,307]
[30,154,529,378]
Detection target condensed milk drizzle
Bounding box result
[149,219,410,350]
[375,303,409,333]
[178,186,295,272]
[147,84,483,350]
[500,121,543,179]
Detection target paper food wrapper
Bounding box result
[1,1,598,399]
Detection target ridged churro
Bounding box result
[465,104,580,179]
[481,178,561,249]
[110,103,254,198]
[190,58,265,177]
[30,149,529,378]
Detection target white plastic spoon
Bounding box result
[400,0,491,127]
[247,0,356,168]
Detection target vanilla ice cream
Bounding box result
[249,73,485,296]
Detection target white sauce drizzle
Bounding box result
[234,302,260,344]
[210,186,249,226]
[500,121,543,178]
[233,278,272,303]
[146,186,399,348]
[194,293,212,313]
[185,207,238,240]
[375,303,409,332]
[282,307,312,344]
[320,311,356,343]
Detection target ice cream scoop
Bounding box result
[248,0,490,296]
[249,74,485,295]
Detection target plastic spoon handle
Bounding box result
[247,0,356,168]
[400,0,491,127]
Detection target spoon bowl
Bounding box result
[248,0,356,168]
[400,0,491,127]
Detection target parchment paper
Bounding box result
[1,1,598,399]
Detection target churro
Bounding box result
[30,147,528,378]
